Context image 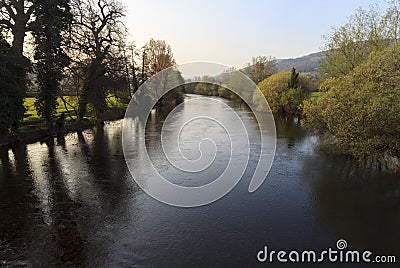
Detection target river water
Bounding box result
[0,95,399,267]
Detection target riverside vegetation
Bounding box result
[303,3,400,172]
[0,0,399,172]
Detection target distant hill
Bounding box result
[276,51,326,74]
[194,51,327,85]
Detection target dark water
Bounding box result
[0,95,399,267]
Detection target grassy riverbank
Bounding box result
[0,96,128,148]
[23,96,127,122]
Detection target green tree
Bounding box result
[0,0,34,134]
[319,3,400,82]
[194,76,219,96]
[69,0,126,122]
[218,86,235,100]
[157,69,185,108]
[304,44,400,171]
[255,70,310,115]
[288,67,300,89]
[244,56,276,84]
[227,70,254,102]
[305,1,400,172]
[0,34,29,136]
[281,68,309,116]
[32,0,72,127]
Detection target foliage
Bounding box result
[0,34,29,135]
[69,0,126,121]
[281,87,308,116]
[143,38,176,78]
[305,1,400,171]
[310,92,322,100]
[255,69,310,115]
[243,56,276,84]
[319,3,400,81]
[194,76,219,96]
[1,0,185,137]
[218,86,236,100]
[141,38,183,107]
[288,67,299,88]
[226,70,254,102]
[32,0,72,126]
[280,68,310,115]
[156,68,185,108]
[304,44,400,170]
[23,95,126,122]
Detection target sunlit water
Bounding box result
[0,95,399,267]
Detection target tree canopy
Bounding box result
[304,44,400,170]
[305,1,400,171]
[254,69,310,115]
[0,34,29,136]
[33,0,72,126]
[244,56,276,84]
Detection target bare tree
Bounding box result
[69,0,126,121]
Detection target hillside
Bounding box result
[198,51,327,85]
[276,51,326,73]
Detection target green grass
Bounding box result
[310,92,323,100]
[23,95,127,122]
[23,96,79,122]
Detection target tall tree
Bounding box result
[69,0,126,122]
[319,4,395,81]
[244,56,277,84]
[304,43,400,171]
[0,33,29,136]
[254,70,310,115]
[143,38,176,79]
[0,0,33,134]
[32,0,72,127]
[0,0,34,135]
[305,1,400,171]
[281,68,309,116]
[140,38,183,107]
[0,0,35,56]
[288,67,300,89]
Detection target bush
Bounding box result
[304,44,400,171]
[254,70,310,115]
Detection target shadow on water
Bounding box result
[0,145,44,266]
[44,139,87,266]
[0,122,139,267]
[0,96,399,267]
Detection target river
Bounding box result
[0,95,399,267]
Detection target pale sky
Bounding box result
[121,0,386,69]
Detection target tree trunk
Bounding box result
[11,23,25,56]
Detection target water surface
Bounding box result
[0,95,399,267]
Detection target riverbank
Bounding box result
[0,107,125,149]
[1,95,399,267]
